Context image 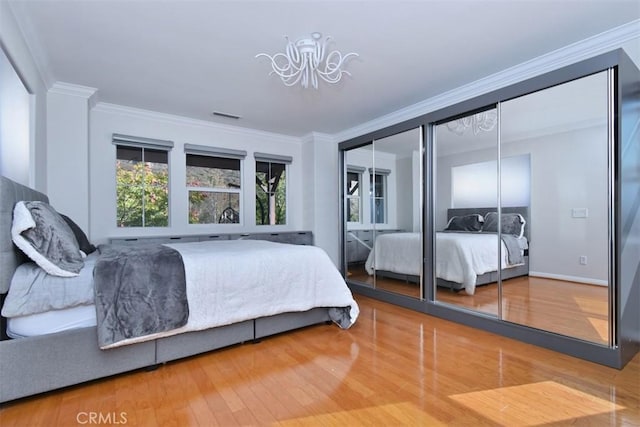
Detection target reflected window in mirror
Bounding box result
[346,166,364,223]
[451,154,530,208]
[370,169,389,224]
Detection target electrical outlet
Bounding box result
[579,255,588,265]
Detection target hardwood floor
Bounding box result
[349,264,609,344]
[1,295,638,426]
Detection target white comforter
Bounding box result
[107,240,359,348]
[365,232,422,277]
[365,232,515,295]
[435,232,509,295]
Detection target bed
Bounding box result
[365,207,529,295]
[0,175,359,403]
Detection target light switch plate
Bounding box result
[572,208,589,218]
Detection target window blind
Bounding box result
[368,167,391,176]
[254,152,293,164]
[112,133,174,151]
[347,165,366,174]
[184,144,247,159]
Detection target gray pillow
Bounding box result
[483,212,525,237]
[445,214,484,232]
[11,201,84,277]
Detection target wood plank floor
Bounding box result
[349,264,609,344]
[1,295,638,426]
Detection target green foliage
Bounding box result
[256,170,286,225]
[188,190,207,224]
[116,161,169,227]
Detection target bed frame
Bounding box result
[437,207,530,291]
[0,176,331,403]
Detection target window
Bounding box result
[186,145,246,224]
[346,166,364,223]
[255,153,291,225]
[369,168,390,224]
[114,135,172,227]
[451,154,531,208]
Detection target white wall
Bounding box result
[89,104,304,244]
[0,1,48,191]
[0,46,30,186]
[301,133,340,266]
[46,84,95,232]
[412,149,422,233]
[396,156,412,231]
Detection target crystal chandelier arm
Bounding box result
[316,51,359,83]
[313,36,327,66]
[255,52,304,87]
[256,33,358,89]
[256,36,316,87]
[476,112,497,132]
[284,37,302,67]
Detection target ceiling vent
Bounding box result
[212,111,241,120]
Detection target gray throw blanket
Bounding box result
[501,234,525,265]
[94,244,189,348]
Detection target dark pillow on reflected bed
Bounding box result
[483,212,526,238]
[61,214,96,255]
[11,201,84,277]
[444,214,484,232]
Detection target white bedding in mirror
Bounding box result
[366,232,527,295]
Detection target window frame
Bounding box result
[185,149,245,225]
[369,168,390,225]
[113,134,173,228]
[254,152,292,226]
[346,165,365,224]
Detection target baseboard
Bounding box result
[529,271,608,286]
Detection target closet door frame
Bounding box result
[339,49,639,368]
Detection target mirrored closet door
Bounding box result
[340,49,638,367]
[343,127,424,299]
[499,71,611,345]
[433,108,500,317]
[344,143,374,289]
[432,72,611,345]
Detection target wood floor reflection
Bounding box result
[0,295,637,426]
[348,264,609,345]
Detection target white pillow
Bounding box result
[11,201,84,277]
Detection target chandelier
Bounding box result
[446,110,498,135]
[255,32,358,89]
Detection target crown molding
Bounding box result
[5,0,55,89]
[50,81,98,98]
[93,102,301,145]
[333,19,640,143]
[300,132,336,144]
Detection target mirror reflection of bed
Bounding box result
[432,207,608,344]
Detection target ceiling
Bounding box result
[7,0,640,137]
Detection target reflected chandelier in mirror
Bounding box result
[446,110,497,135]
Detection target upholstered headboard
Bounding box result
[447,206,530,241]
[0,176,48,294]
